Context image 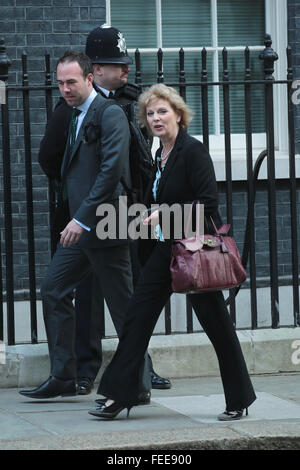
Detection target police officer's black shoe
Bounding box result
[77,377,94,395]
[151,371,171,389]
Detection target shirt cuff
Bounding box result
[73,218,91,232]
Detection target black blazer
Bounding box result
[139,128,222,264]
[146,128,220,223]
[40,93,131,249]
[38,84,142,245]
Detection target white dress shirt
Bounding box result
[75,87,98,139]
[95,84,115,98]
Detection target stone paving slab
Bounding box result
[0,375,300,450]
[152,392,300,424]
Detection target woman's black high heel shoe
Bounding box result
[88,400,133,419]
[217,407,248,421]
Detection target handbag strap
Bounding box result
[209,215,218,234]
[209,215,230,236]
[185,200,203,240]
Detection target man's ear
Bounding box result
[87,72,94,85]
[93,64,103,77]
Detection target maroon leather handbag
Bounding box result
[170,203,246,294]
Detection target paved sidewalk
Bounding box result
[0,373,300,450]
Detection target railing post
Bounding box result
[135,49,142,85]
[44,52,53,121]
[186,297,193,333]
[0,37,14,344]
[0,41,5,341]
[259,33,280,328]
[179,48,186,101]
[244,46,258,329]
[157,48,164,83]
[43,52,57,259]
[286,45,300,327]
[222,47,236,325]
[22,52,38,343]
[201,47,209,150]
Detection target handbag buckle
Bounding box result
[204,238,217,247]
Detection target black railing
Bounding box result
[0,34,299,345]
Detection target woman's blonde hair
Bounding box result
[138,83,193,130]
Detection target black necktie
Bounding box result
[108,91,114,99]
[69,107,81,153]
[64,108,81,172]
[62,108,81,200]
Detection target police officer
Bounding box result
[38,25,171,398]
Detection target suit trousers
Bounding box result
[74,271,152,393]
[75,272,104,380]
[74,240,145,381]
[99,241,257,411]
[41,242,133,380]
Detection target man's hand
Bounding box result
[60,220,84,247]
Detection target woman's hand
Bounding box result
[143,209,159,226]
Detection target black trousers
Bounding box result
[74,241,153,381]
[75,273,104,380]
[41,242,134,380]
[99,242,257,411]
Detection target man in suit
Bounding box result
[19,50,138,399]
[37,26,171,396]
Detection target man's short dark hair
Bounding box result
[56,51,93,78]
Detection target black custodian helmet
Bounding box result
[85,25,133,65]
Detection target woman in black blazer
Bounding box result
[89,84,256,421]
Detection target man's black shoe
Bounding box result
[95,391,151,407]
[151,372,171,389]
[77,377,94,395]
[19,376,77,399]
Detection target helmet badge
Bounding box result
[117,32,127,54]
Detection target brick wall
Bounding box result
[2,0,106,85]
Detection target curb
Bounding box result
[1,429,300,451]
[1,328,300,388]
